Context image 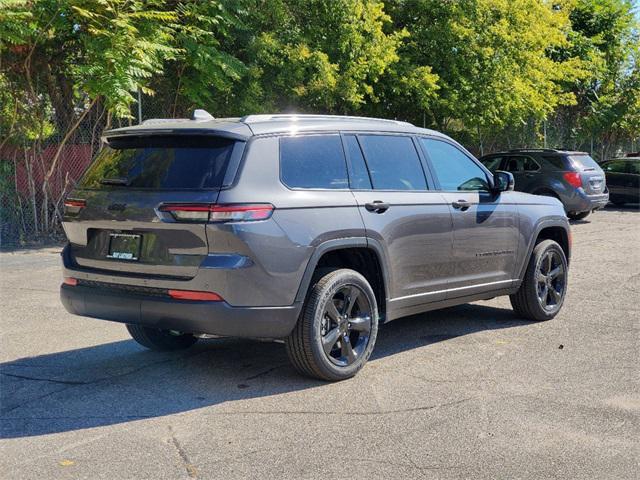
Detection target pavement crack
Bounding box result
[169,426,198,479]
[0,372,88,385]
[244,364,287,381]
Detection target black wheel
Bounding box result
[126,324,198,351]
[285,269,379,381]
[510,239,568,321]
[567,211,590,221]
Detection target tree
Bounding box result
[382,0,590,152]
[238,0,406,113]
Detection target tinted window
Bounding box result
[504,156,540,172]
[542,155,569,170]
[80,136,240,190]
[421,138,490,191]
[481,156,502,171]
[569,154,600,171]
[602,161,627,173]
[629,162,640,175]
[280,135,348,189]
[358,135,427,190]
[344,135,372,189]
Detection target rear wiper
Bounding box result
[99,177,130,186]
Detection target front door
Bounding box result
[419,138,520,298]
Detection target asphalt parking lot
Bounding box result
[1,206,639,479]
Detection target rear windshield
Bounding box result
[568,154,600,171]
[79,136,243,190]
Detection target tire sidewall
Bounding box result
[306,270,379,380]
[528,240,568,319]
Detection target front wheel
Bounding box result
[567,211,590,221]
[510,239,568,321]
[285,269,379,381]
[126,324,198,351]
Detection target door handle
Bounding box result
[364,201,390,213]
[452,199,471,211]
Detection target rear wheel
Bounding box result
[510,239,568,321]
[285,269,379,381]
[567,211,590,221]
[126,324,198,351]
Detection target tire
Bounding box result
[567,211,590,221]
[510,239,568,321]
[285,269,379,381]
[126,324,198,351]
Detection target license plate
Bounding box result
[107,233,141,261]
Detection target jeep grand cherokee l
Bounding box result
[61,112,571,381]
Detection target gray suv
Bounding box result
[480,149,609,220]
[61,113,571,381]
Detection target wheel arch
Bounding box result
[294,238,389,320]
[517,220,571,280]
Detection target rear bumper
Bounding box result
[60,284,301,338]
[564,191,609,213]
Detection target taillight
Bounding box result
[168,289,223,301]
[63,277,78,286]
[159,204,274,223]
[64,198,86,214]
[563,172,582,189]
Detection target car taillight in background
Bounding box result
[63,198,86,214]
[563,172,582,189]
[159,203,274,223]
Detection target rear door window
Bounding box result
[358,135,427,190]
[80,136,242,190]
[280,135,348,189]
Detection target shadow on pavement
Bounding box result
[1,303,530,438]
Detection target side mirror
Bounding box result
[493,171,514,192]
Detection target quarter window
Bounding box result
[358,135,427,190]
[280,135,348,189]
[421,138,490,192]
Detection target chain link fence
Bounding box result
[1,98,637,248]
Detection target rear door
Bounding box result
[503,155,542,193]
[345,134,453,312]
[62,135,244,279]
[420,138,519,297]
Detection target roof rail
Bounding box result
[240,114,413,126]
[507,148,559,153]
[141,118,189,126]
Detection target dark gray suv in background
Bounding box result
[61,113,571,381]
[480,149,608,220]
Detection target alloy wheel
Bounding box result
[320,285,373,367]
[536,250,566,311]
